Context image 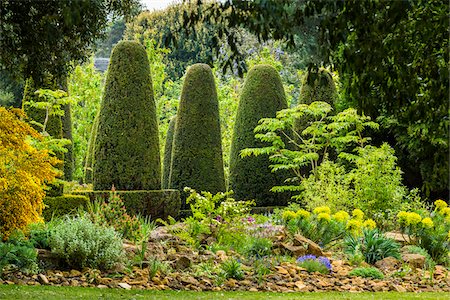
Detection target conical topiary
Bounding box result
[162,116,176,189]
[169,64,225,206]
[229,64,290,207]
[93,41,161,190]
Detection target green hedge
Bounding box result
[93,41,161,190]
[43,195,90,221]
[73,190,180,220]
[169,64,225,207]
[162,116,176,189]
[229,65,290,207]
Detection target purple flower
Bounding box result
[318,256,332,271]
[296,255,317,263]
[215,215,223,222]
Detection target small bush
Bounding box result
[349,267,384,279]
[220,258,244,280]
[245,237,272,258]
[296,255,332,274]
[0,232,39,276]
[344,229,401,265]
[49,215,123,270]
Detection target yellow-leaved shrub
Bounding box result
[0,107,59,239]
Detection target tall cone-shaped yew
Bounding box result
[229,64,290,207]
[93,41,161,190]
[169,64,225,206]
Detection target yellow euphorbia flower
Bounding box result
[282,210,297,221]
[313,206,331,215]
[363,219,377,229]
[333,210,350,223]
[406,212,422,225]
[296,209,311,219]
[421,217,434,229]
[346,219,362,231]
[352,209,364,220]
[317,212,331,222]
[440,207,450,218]
[434,199,448,210]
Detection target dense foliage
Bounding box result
[0,0,140,85]
[181,0,449,200]
[94,41,161,190]
[229,65,289,207]
[0,107,59,239]
[169,64,225,205]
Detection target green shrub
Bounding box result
[220,258,244,280]
[73,190,180,220]
[162,116,176,189]
[349,267,384,279]
[169,64,225,207]
[344,229,401,265]
[85,192,144,242]
[245,237,272,258]
[0,232,38,276]
[229,64,289,206]
[94,40,161,191]
[49,215,123,270]
[42,195,89,221]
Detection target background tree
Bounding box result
[180,0,449,200]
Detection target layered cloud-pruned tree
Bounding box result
[94,41,161,190]
[169,64,225,204]
[229,64,290,206]
[162,116,176,189]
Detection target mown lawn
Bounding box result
[0,285,448,300]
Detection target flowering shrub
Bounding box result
[396,200,450,264]
[281,206,377,248]
[0,108,59,239]
[297,255,332,274]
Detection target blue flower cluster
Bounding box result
[296,255,332,271]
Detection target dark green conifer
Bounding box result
[169,64,225,205]
[93,41,161,190]
[229,64,289,207]
[162,116,176,189]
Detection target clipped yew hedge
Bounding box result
[73,190,180,220]
[229,64,290,207]
[93,41,161,191]
[169,64,225,207]
[43,195,90,221]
